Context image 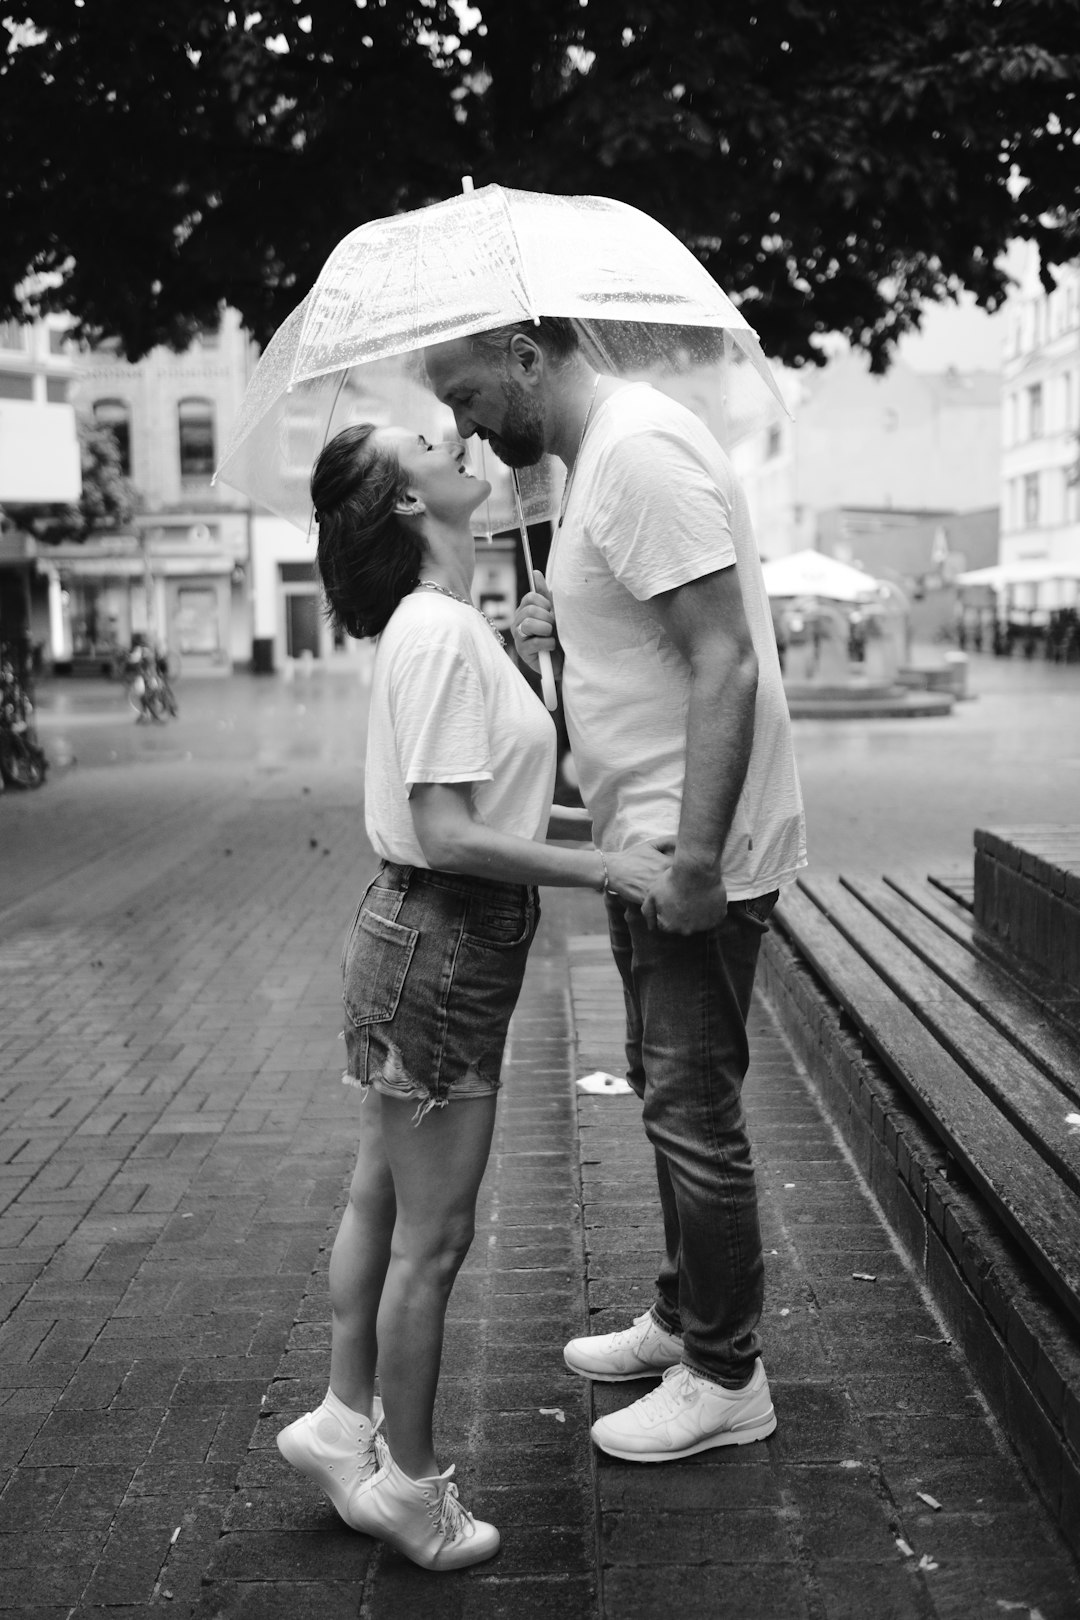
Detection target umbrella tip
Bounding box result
[461,175,474,194]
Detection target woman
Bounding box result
[276,423,669,1571]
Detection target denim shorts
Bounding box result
[341,862,540,1123]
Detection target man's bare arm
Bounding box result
[643,566,758,933]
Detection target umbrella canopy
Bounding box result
[761,550,882,603]
[215,185,787,533]
[956,561,1080,587]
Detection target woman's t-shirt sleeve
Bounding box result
[387,634,493,788]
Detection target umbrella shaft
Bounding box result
[512,473,537,586]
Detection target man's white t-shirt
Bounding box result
[547,382,806,901]
[365,591,557,867]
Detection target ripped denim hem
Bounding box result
[342,1065,449,1125]
[343,1040,500,1124]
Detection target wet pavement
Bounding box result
[1,655,1078,1617]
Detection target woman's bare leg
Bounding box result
[375,1091,498,1479]
[328,1098,396,1416]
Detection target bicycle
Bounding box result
[0,645,48,790]
[124,646,179,723]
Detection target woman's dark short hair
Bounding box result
[312,424,423,640]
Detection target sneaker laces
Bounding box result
[424,1466,475,1545]
[350,1428,386,1485]
[610,1310,667,1349]
[635,1362,697,1420]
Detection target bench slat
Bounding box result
[799,875,1080,1193]
[775,885,1080,1328]
[840,875,1080,1107]
[883,874,1080,1039]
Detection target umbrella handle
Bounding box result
[512,473,558,712]
[537,648,558,712]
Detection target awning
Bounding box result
[955,561,1080,588]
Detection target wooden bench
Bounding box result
[973,826,1080,1018]
[757,829,1080,1555]
[776,871,1080,1330]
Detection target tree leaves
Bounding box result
[1,0,1077,367]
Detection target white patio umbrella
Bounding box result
[760,550,883,603]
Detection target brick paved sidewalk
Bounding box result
[2,761,1079,1617]
[569,934,1080,1620]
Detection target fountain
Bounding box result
[764,551,955,718]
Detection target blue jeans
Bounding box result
[604,891,778,1386]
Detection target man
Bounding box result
[427,320,806,1462]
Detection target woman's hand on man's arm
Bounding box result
[409,781,672,902]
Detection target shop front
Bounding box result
[41,537,245,675]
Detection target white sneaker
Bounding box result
[276,1395,384,1523]
[347,1452,500,1570]
[590,1360,776,1461]
[564,1310,683,1381]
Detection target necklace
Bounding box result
[416,580,506,646]
[556,374,601,532]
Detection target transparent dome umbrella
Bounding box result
[215,183,788,705]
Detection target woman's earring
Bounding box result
[395,496,426,517]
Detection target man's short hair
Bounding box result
[468,316,580,368]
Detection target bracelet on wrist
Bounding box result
[597,850,610,894]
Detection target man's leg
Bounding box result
[605,894,682,1336]
[622,898,770,1386]
[583,897,779,1460]
[564,894,775,1390]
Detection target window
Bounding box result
[1027,384,1043,439]
[46,378,69,404]
[48,328,68,355]
[178,397,215,479]
[0,320,27,352]
[93,398,132,474]
[0,370,33,400]
[765,424,782,459]
[1023,473,1040,528]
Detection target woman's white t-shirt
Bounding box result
[364,591,557,868]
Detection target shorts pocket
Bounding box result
[343,908,419,1027]
[340,873,381,975]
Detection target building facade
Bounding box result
[999,251,1080,589]
[734,352,1002,562]
[55,310,256,674]
[0,317,81,659]
[44,311,521,676]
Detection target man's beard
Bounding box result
[486,379,546,468]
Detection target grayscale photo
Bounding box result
[1,3,1078,1615]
